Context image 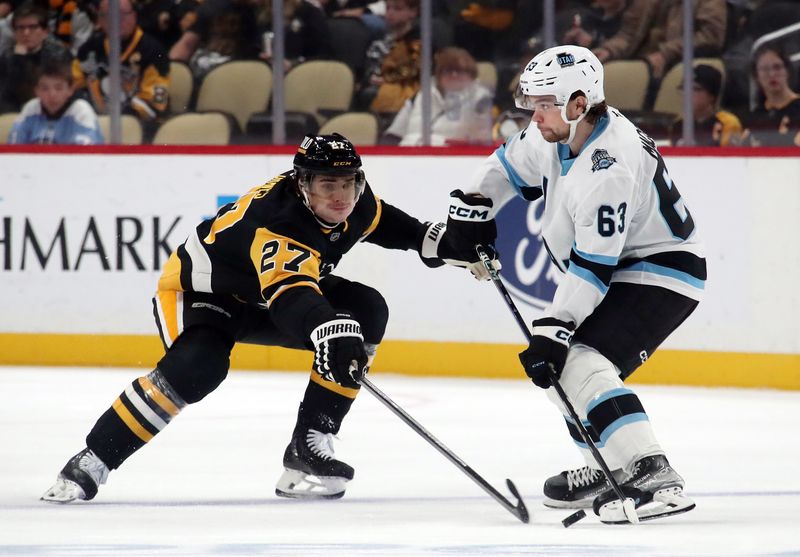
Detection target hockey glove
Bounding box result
[419,190,500,280]
[519,318,575,389]
[310,312,368,389]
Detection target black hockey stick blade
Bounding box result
[359,376,530,523]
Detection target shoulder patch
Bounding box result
[590,148,616,172]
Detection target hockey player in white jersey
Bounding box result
[424,45,706,523]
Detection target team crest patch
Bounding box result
[590,149,616,172]
[556,53,575,67]
[330,232,340,242]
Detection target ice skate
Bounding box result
[543,465,610,508]
[41,448,109,504]
[592,455,695,524]
[275,428,354,500]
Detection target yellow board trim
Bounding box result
[0,333,798,390]
[112,398,154,442]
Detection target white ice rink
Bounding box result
[1,366,798,557]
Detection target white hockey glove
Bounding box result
[310,312,368,389]
[420,190,500,280]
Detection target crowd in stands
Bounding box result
[0,0,798,146]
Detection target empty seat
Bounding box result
[0,112,19,143]
[169,61,194,114]
[152,112,232,145]
[476,61,498,92]
[97,114,143,145]
[318,112,378,145]
[196,61,273,132]
[285,60,354,125]
[603,60,650,111]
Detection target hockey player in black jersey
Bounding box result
[41,133,491,503]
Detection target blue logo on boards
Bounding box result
[494,196,560,310]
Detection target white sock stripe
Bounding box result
[124,384,169,431]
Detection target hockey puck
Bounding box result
[562,510,587,528]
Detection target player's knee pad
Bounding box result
[156,326,234,404]
[547,343,624,419]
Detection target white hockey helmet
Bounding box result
[515,45,605,110]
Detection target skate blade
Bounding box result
[275,468,348,500]
[41,478,86,504]
[600,486,695,524]
[543,496,594,509]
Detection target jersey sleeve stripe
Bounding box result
[494,143,532,195]
[183,229,213,292]
[361,194,383,239]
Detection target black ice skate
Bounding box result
[41,448,109,504]
[275,428,354,500]
[543,465,610,508]
[592,454,695,523]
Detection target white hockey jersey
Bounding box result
[466,107,706,327]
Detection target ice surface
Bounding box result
[1,367,798,556]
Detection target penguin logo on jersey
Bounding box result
[590,149,616,172]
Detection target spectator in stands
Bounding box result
[137,0,200,52]
[671,64,742,146]
[359,0,423,113]
[257,0,332,71]
[564,0,657,61]
[0,0,15,55]
[740,43,800,146]
[169,0,260,78]
[324,0,386,40]
[73,0,169,129]
[0,1,72,112]
[592,0,725,81]
[8,59,103,144]
[383,46,493,145]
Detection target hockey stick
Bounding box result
[358,375,530,524]
[475,245,638,526]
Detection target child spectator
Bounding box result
[8,59,103,144]
[383,46,493,146]
[672,64,742,146]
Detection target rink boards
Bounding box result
[0,145,798,389]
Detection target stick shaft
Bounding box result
[359,376,529,523]
[475,245,631,507]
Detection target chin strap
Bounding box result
[558,103,590,146]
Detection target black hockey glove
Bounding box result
[310,312,368,389]
[418,190,500,280]
[519,318,575,389]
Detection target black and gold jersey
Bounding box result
[73,27,170,120]
[159,171,422,310]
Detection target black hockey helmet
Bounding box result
[293,133,362,176]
